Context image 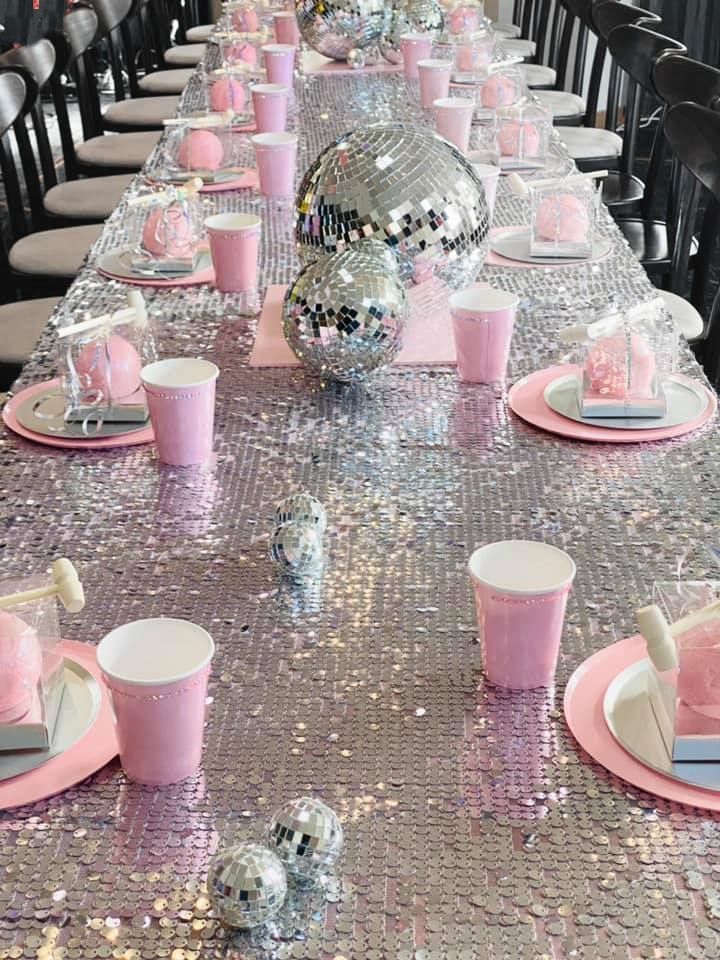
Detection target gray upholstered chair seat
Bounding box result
[493,22,522,38]
[534,90,586,119]
[163,43,206,66]
[186,24,213,41]
[501,38,535,58]
[104,95,180,129]
[9,224,102,278]
[138,68,194,95]
[44,174,133,220]
[0,298,60,365]
[519,64,557,87]
[75,131,161,169]
[557,126,623,160]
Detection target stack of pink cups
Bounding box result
[401,33,433,80]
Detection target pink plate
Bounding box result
[3,379,154,450]
[0,640,118,811]
[508,364,717,443]
[564,635,720,811]
[200,169,259,192]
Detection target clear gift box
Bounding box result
[133,187,204,270]
[433,21,496,83]
[0,579,65,751]
[53,303,156,431]
[441,0,486,37]
[575,298,677,419]
[495,101,550,170]
[642,580,720,764]
[529,177,599,259]
[162,116,241,183]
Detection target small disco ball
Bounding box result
[295,0,392,60]
[267,797,344,883]
[380,0,445,64]
[208,843,288,929]
[269,520,323,575]
[295,123,490,290]
[283,243,409,382]
[276,493,327,533]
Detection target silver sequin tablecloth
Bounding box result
[2,57,720,960]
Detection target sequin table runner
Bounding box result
[2,49,720,960]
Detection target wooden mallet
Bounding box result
[0,559,85,613]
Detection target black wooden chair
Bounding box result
[0,38,133,222]
[0,69,102,297]
[121,0,195,97]
[607,25,691,285]
[87,0,179,131]
[154,0,206,67]
[664,102,720,378]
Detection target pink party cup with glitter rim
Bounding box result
[251,83,289,133]
[273,11,300,45]
[206,212,262,293]
[469,541,576,689]
[401,33,433,79]
[417,59,452,109]
[434,97,474,152]
[97,618,215,785]
[449,287,518,383]
[262,43,296,86]
[251,132,297,196]
[141,358,219,466]
[466,156,501,222]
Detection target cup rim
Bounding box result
[273,10,295,17]
[251,132,297,147]
[205,212,262,233]
[449,287,520,314]
[141,357,219,390]
[97,617,215,686]
[251,82,289,95]
[400,32,433,42]
[262,42,295,53]
[434,97,475,109]
[417,58,453,70]
[468,540,576,596]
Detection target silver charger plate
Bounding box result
[97,247,212,281]
[604,660,720,791]
[544,373,710,431]
[490,228,612,264]
[0,658,101,782]
[15,387,149,441]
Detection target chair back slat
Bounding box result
[45,30,81,181]
[63,6,105,139]
[654,55,720,110]
[0,71,34,240]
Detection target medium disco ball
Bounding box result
[380,0,445,64]
[295,0,392,60]
[295,123,490,290]
[283,242,409,382]
[267,797,344,883]
[208,843,287,929]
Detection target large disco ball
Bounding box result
[295,0,392,60]
[267,797,344,883]
[295,123,490,290]
[380,0,445,64]
[208,843,287,929]
[284,240,409,382]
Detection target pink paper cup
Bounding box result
[206,212,262,293]
[417,59,452,109]
[401,33,433,80]
[251,83,289,133]
[467,158,500,222]
[469,541,576,690]
[434,97,474,152]
[251,132,297,196]
[141,358,219,466]
[273,11,300,45]
[449,287,519,383]
[97,618,215,785]
[262,43,296,86]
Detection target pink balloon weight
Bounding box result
[481,73,520,108]
[497,120,540,157]
[142,204,195,257]
[74,334,143,401]
[0,611,41,723]
[210,75,246,112]
[535,192,590,243]
[231,7,260,31]
[178,129,224,171]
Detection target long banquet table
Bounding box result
[2,41,720,960]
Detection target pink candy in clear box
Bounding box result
[495,101,550,169]
[529,177,599,259]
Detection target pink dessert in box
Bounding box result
[584,334,656,401]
